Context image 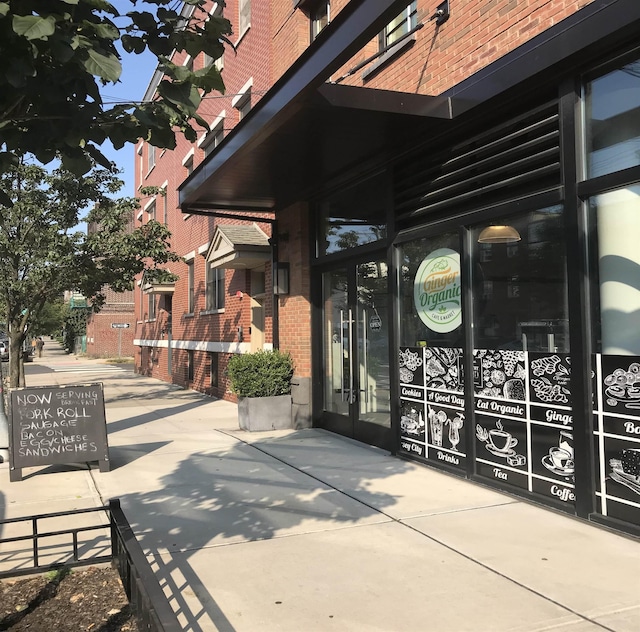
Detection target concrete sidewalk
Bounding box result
[0,342,639,631]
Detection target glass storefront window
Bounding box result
[590,186,640,355]
[589,186,640,526]
[398,232,465,468]
[471,207,569,353]
[317,176,387,257]
[471,207,572,502]
[398,232,463,349]
[585,57,640,179]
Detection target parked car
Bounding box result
[0,340,8,362]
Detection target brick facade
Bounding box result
[135,0,601,405]
[134,0,278,401]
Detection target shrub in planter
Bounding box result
[227,349,294,397]
[227,350,294,431]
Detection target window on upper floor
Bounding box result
[147,144,156,173]
[239,0,250,37]
[183,151,194,176]
[146,200,156,222]
[200,117,225,158]
[204,3,225,70]
[187,261,195,313]
[205,263,225,311]
[235,92,251,120]
[311,1,330,41]
[380,1,417,51]
[160,188,168,224]
[148,293,156,320]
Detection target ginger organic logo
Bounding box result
[414,248,462,333]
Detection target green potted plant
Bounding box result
[226,349,294,431]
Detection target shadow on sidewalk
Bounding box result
[114,434,408,631]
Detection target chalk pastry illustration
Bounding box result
[603,363,640,410]
[474,350,525,400]
[530,354,570,404]
[476,420,526,467]
[399,348,423,384]
[609,448,640,495]
[424,347,463,391]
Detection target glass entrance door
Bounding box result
[321,259,391,448]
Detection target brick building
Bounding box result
[85,214,136,358]
[134,0,278,402]
[85,286,135,359]
[139,0,640,536]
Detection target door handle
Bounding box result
[348,308,356,404]
[339,309,347,402]
[361,308,368,404]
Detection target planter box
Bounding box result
[238,394,292,431]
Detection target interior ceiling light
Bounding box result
[477,225,522,244]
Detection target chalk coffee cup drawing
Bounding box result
[549,446,573,471]
[487,429,517,453]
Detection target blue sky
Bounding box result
[99,1,158,198]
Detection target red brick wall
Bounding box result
[86,311,135,359]
[277,203,312,378]
[333,0,596,94]
[133,0,276,401]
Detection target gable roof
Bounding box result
[205,223,271,269]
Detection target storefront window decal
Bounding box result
[413,248,462,333]
[594,353,640,525]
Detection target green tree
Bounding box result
[61,302,89,354]
[0,158,181,387]
[29,297,65,336]
[0,0,231,200]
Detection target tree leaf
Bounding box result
[0,188,13,208]
[121,34,146,54]
[83,49,122,82]
[84,21,120,40]
[61,152,92,175]
[12,15,56,40]
[0,3,10,17]
[85,144,113,170]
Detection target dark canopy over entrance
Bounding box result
[178,0,639,214]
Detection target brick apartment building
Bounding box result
[137,0,640,536]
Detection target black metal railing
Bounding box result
[109,499,182,632]
[0,505,111,578]
[0,499,181,632]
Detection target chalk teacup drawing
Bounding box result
[476,420,525,464]
[487,428,517,454]
[542,431,574,476]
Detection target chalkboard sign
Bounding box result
[8,383,110,482]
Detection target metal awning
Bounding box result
[182,85,452,212]
[178,0,443,213]
[178,0,640,214]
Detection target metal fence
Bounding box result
[0,499,181,632]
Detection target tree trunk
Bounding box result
[8,331,23,388]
